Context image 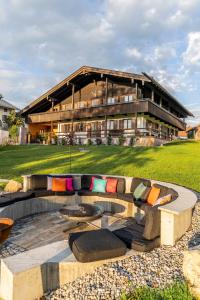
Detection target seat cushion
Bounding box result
[81,175,102,190]
[0,192,35,207]
[69,229,127,262]
[117,193,134,203]
[113,226,160,252]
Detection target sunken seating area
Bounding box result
[0,173,197,251]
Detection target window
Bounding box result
[123,119,132,129]
[137,117,145,129]
[108,120,114,130]
[4,108,8,112]
[107,97,115,104]
[124,95,133,102]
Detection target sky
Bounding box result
[0,0,200,125]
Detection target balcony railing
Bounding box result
[28,100,186,130]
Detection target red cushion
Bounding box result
[89,176,98,191]
[106,178,118,193]
[66,177,74,191]
[52,178,67,192]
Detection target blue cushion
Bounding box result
[92,178,107,193]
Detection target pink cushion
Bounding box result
[66,177,74,191]
[89,176,97,191]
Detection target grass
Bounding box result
[0,140,199,191]
[121,282,195,300]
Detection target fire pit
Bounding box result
[59,203,104,222]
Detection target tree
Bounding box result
[6,111,24,128]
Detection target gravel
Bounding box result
[44,193,200,300]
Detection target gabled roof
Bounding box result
[21,65,193,117]
[0,99,19,110]
[142,72,193,117]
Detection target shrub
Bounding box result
[96,138,102,145]
[118,134,126,146]
[129,136,135,147]
[107,134,112,145]
[9,125,19,139]
[87,138,93,145]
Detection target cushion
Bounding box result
[0,192,35,207]
[106,178,118,193]
[153,194,172,206]
[66,178,74,191]
[69,229,127,262]
[113,226,160,252]
[147,186,161,206]
[72,176,81,190]
[153,184,178,201]
[116,178,126,193]
[52,177,67,192]
[117,193,134,202]
[92,179,107,193]
[141,203,161,240]
[131,178,151,193]
[133,182,148,200]
[89,176,98,191]
[81,175,102,190]
[47,176,52,190]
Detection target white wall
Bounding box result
[0,129,9,144]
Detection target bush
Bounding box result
[87,138,93,145]
[9,125,19,139]
[129,136,135,147]
[96,138,102,145]
[118,134,126,146]
[107,134,112,145]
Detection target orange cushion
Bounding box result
[106,178,118,193]
[147,186,161,206]
[52,178,67,192]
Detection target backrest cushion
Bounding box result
[90,176,98,191]
[52,178,67,192]
[153,184,178,201]
[147,186,161,206]
[81,175,102,190]
[73,176,81,190]
[47,176,52,190]
[106,178,118,193]
[116,178,125,193]
[92,179,107,193]
[66,178,74,191]
[133,182,149,200]
[131,178,151,193]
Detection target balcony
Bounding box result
[28,100,186,130]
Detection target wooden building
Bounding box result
[21,66,193,146]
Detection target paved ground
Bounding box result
[0,211,129,258]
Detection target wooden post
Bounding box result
[135,113,138,136]
[160,97,162,107]
[151,89,154,102]
[105,77,108,105]
[72,84,75,109]
[105,115,107,138]
[136,83,138,100]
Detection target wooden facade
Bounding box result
[21,66,193,145]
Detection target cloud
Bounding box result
[183,32,200,66]
[0,0,199,126]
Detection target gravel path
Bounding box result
[44,192,200,300]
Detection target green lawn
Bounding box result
[121,282,195,300]
[0,140,199,191]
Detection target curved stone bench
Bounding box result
[0,174,197,247]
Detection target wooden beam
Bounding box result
[151,89,154,102]
[105,77,108,104]
[72,84,75,109]
[136,83,138,100]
